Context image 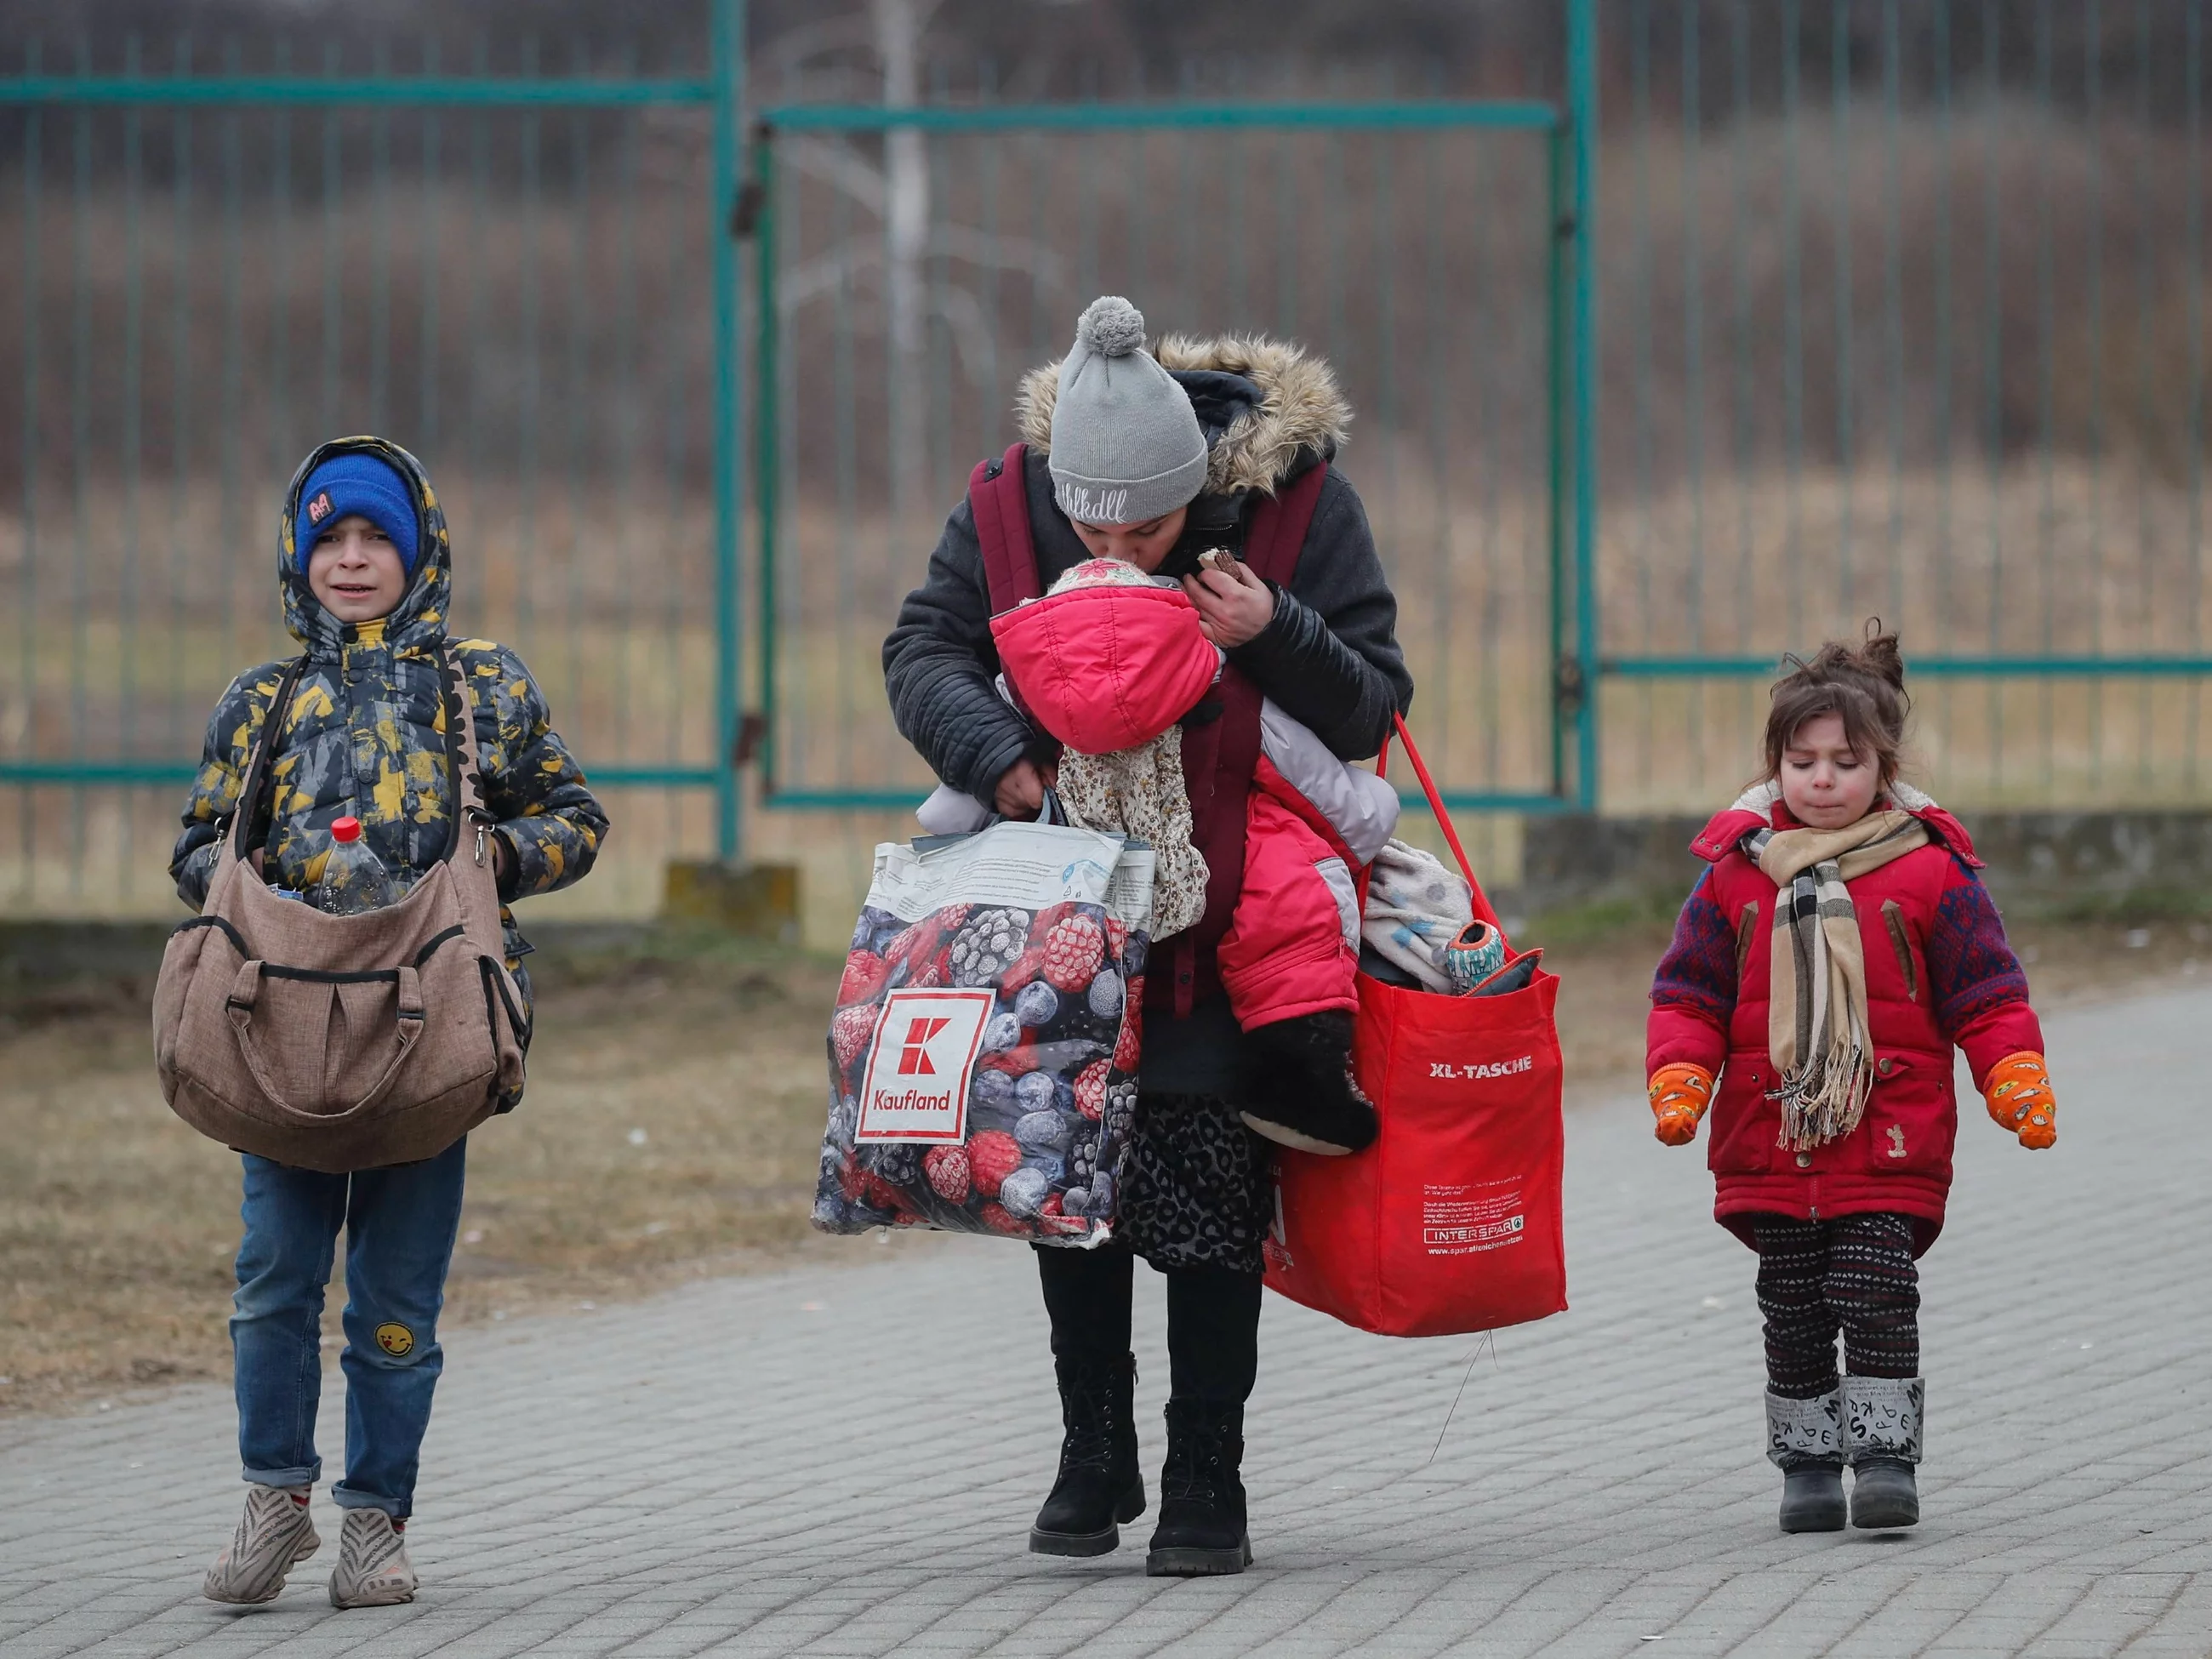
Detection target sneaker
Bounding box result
[328,1508,419,1608]
[202,1485,319,1605]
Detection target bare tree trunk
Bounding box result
[874,0,930,513]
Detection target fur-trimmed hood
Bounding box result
[1015,334,1353,497]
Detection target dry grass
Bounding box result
[0,932,886,1415]
[4,909,2202,1416]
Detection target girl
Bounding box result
[885,297,1411,1575]
[1645,629,2054,1533]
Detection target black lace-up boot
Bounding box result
[1029,1352,1143,1556]
[1144,1399,1251,1576]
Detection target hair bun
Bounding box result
[1075,295,1146,358]
[1858,623,1907,690]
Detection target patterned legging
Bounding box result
[1753,1211,1920,1398]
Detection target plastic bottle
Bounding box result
[314,816,401,915]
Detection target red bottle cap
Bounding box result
[332,816,363,844]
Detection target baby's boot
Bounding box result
[1234,1012,1377,1156]
[1844,1374,1924,1530]
[1767,1390,1846,1533]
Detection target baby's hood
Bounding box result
[276,436,453,660]
[989,560,1218,755]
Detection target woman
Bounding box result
[883,296,1411,1576]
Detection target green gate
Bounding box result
[0,3,747,915]
[747,6,1604,819]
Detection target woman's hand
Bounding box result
[994,759,1051,819]
[1183,560,1278,648]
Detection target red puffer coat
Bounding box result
[992,570,1366,1034]
[1646,795,2043,1253]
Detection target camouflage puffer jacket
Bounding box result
[169,436,609,982]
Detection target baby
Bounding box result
[971,553,1400,1155]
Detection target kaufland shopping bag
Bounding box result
[1263,716,1568,1337]
[812,819,1154,1246]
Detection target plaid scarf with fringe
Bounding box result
[1743,807,1930,1149]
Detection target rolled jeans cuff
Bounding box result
[243,1462,318,1491]
[331,1484,407,1518]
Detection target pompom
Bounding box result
[1075,295,1146,359]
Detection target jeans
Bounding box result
[231,1137,467,1518]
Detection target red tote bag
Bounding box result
[1262,715,1569,1338]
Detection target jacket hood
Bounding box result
[277,435,453,659]
[1015,333,1352,497]
[1690,778,1982,868]
[989,569,1219,755]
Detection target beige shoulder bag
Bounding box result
[152,647,529,1172]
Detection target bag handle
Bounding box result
[224,960,427,1122]
[1376,713,1503,937]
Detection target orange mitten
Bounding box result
[1649,1063,1715,1147]
[1982,1051,2057,1149]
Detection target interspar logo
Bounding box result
[854,988,993,1143]
[1428,1053,1536,1081]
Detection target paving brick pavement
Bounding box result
[3,987,2209,1657]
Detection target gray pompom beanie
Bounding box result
[1047,296,1209,526]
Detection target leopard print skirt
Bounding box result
[1116,1089,1275,1274]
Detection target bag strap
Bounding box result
[227,657,308,864]
[968,442,1041,613]
[436,641,495,866]
[1377,713,1504,937]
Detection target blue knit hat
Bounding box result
[294,452,421,573]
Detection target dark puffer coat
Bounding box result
[169,436,608,979]
[882,334,1414,808]
[883,335,1411,1092]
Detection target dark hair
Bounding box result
[1761,623,1911,790]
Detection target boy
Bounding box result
[172,437,607,1607]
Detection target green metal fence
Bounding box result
[7,0,2211,923]
[1596,0,2211,810]
[0,3,746,915]
[747,69,1600,814]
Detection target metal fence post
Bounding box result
[710,0,745,861]
[1568,0,1600,812]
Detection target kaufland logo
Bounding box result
[898,1018,949,1075]
[855,988,993,1143]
